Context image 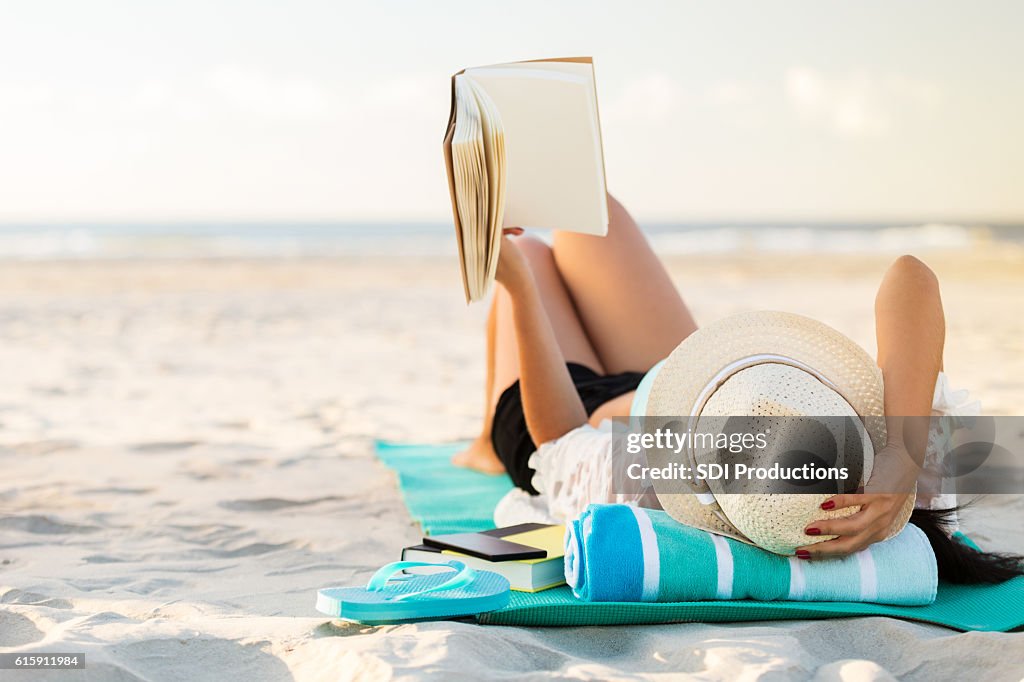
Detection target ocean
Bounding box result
[0,222,1019,260]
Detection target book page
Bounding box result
[451,75,487,301]
[465,63,608,235]
[466,80,506,296]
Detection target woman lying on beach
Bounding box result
[454,194,1023,584]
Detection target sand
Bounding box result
[1,250,1023,681]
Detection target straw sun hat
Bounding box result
[644,310,914,555]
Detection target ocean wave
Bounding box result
[0,222,1013,260]
[645,223,997,255]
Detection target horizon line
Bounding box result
[0,217,1022,228]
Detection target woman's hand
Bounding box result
[494,227,531,289]
[795,440,917,559]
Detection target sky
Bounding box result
[1,0,1021,223]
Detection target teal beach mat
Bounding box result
[375,440,1024,631]
[375,441,513,535]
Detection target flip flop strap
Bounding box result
[366,560,476,601]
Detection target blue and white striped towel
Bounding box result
[565,504,937,605]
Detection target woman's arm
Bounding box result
[495,233,588,445]
[874,255,945,458]
[798,255,944,559]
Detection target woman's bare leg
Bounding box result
[453,236,603,472]
[553,195,697,375]
[452,302,502,471]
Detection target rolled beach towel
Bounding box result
[564,504,937,605]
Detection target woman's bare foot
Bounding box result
[452,435,506,474]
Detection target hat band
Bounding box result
[688,353,841,425]
[685,353,846,502]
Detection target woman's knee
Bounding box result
[884,255,940,295]
[510,235,554,268]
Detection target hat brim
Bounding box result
[645,311,895,553]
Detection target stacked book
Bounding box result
[401,523,566,593]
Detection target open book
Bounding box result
[443,57,608,302]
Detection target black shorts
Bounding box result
[491,362,645,494]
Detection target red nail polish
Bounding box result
[821,501,835,510]
[806,527,821,536]
[796,550,811,560]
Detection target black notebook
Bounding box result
[422,524,550,561]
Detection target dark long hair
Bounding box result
[911,506,1024,584]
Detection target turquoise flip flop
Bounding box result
[316,560,511,624]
